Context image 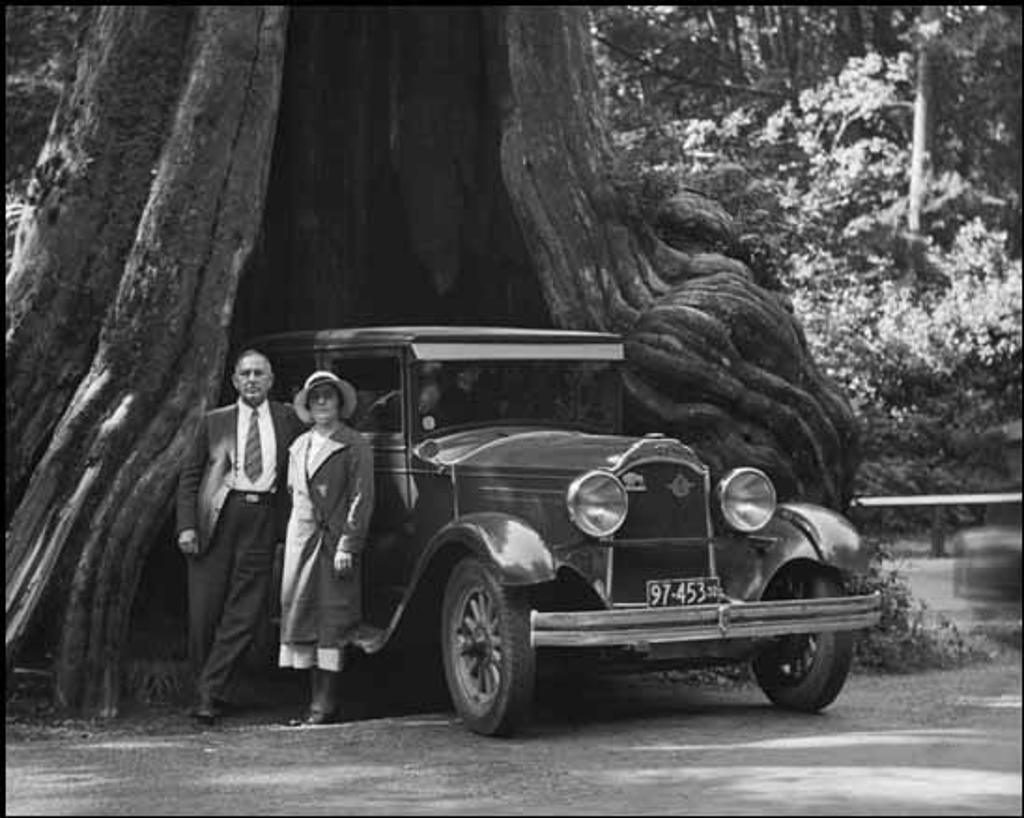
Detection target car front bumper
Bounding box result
[529,593,882,648]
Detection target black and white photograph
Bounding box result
[6,5,1021,815]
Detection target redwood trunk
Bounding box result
[6,6,287,713]
[6,7,194,517]
[498,7,856,504]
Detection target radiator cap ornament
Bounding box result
[667,472,692,499]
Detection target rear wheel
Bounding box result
[752,571,853,712]
[441,556,536,736]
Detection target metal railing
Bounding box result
[848,492,1023,556]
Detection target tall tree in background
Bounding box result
[906,5,941,280]
[6,6,856,714]
[593,5,1020,261]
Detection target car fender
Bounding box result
[715,502,867,601]
[427,512,557,586]
[774,502,869,573]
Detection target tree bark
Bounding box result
[1010,50,1022,259]
[753,6,774,68]
[6,5,858,714]
[839,6,866,60]
[6,6,287,713]
[870,7,903,57]
[6,6,194,519]
[498,7,856,504]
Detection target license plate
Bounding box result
[646,577,721,607]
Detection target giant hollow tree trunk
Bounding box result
[6,5,858,715]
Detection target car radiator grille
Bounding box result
[610,461,711,604]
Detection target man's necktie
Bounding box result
[244,410,263,481]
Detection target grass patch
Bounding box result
[846,538,1013,673]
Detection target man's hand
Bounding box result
[333,550,353,578]
[178,529,199,556]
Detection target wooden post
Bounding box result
[930,505,945,557]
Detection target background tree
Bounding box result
[906,6,941,279]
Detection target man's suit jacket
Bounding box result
[176,400,304,554]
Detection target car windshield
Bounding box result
[413,359,621,435]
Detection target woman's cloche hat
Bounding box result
[293,370,357,424]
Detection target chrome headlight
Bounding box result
[566,470,628,538]
[717,468,776,532]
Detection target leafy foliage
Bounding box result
[596,6,1022,504]
[846,547,1001,672]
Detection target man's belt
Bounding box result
[231,490,275,505]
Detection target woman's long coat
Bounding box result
[280,424,374,650]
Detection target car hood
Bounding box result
[420,427,702,475]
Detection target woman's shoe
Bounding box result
[304,668,341,725]
[303,708,336,725]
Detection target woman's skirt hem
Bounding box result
[278,643,344,672]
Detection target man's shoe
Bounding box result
[193,695,220,725]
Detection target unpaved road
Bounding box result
[6,658,1021,815]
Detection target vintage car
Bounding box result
[252,326,881,736]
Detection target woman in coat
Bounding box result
[279,370,374,724]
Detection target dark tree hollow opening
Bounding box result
[232,6,546,349]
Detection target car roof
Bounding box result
[252,326,622,345]
[250,326,626,360]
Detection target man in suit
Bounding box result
[176,348,304,724]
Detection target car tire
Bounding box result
[441,556,536,736]
[752,572,853,713]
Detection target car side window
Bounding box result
[325,354,403,434]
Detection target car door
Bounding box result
[323,350,415,628]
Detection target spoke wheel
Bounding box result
[442,557,535,736]
[752,571,854,713]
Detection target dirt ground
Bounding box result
[7,658,1021,815]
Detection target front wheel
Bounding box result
[752,571,854,712]
[441,556,536,736]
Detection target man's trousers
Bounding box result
[187,492,277,700]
